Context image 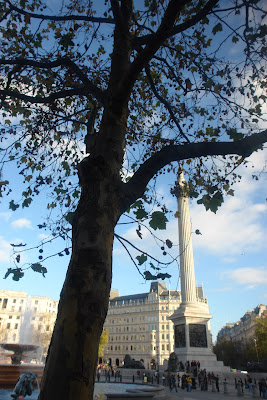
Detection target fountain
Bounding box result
[0,296,44,388]
[0,343,40,365]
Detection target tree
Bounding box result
[32,313,56,360]
[0,1,266,399]
[255,317,267,361]
[98,329,109,358]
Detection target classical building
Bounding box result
[0,289,58,358]
[216,304,267,345]
[102,281,206,370]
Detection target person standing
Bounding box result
[187,376,192,392]
[215,375,220,392]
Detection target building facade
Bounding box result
[102,281,206,370]
[0,289,58,359]
[216,304,267,345]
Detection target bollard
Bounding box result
[252,384,258,398]
[151,377,153,384]
[133,375,135,383]
[212,381,216,392]
[223,380,228,395]
[120,375,122,383]
[237,382,243,396]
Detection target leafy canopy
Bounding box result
[0,0,266,280]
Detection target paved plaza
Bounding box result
[0,379,264,400]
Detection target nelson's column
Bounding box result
[169,170,228,372]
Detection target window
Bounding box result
[2,298,8,309]
[162,316,164,320]
[9,316,12,319]
[15,323,18,329]
[162,325,164,330]
[162,334,164,339]
[162,344,165,350]
[35,300,38,304]
[7,323,10,329]
[13,299,16,303]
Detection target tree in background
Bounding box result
[32,313,56,361]
[0,1,266,399]
[98,329,109,358]
[254,317,267,362]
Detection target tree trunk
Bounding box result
[38,153,122,400]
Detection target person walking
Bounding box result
[170,376,177,392]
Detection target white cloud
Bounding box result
[0,237,11,262]
[221,267,267,288]
[0,212,12,222]
[190,198,266,255]
[189,149,267,256]
[11,218,33,229]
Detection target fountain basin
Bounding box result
[0,364,44,388]
[0,343,40,365]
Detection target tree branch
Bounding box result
[120,130,267,213]
[0,57,106,105]
[0,87,90,104]
[132,0,219,47]
[4,0,115,24]
[145,64,190,143]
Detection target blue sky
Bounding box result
[0,147,266,341]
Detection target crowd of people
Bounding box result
[96,365,121,383]
[95,361,267,398]
[167,369,220,393]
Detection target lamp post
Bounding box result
[156,345,159,371]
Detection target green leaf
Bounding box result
[226,128,244,141]
[22,197,32,208]
[212,23,223,35]
[31,263,47,277]
[149,211,168,230]
[156,272,171,280]
[4,268,24,281]
[134,208,148,220]
[203,79,213,89]
[136,254,147,265]
[232,36,239,43]
[150,262,160,271]
[25,175,33,182]
[144,271,157,280]
[9,200,19,211]
[64,211,75,225]
[197,190,224,213]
